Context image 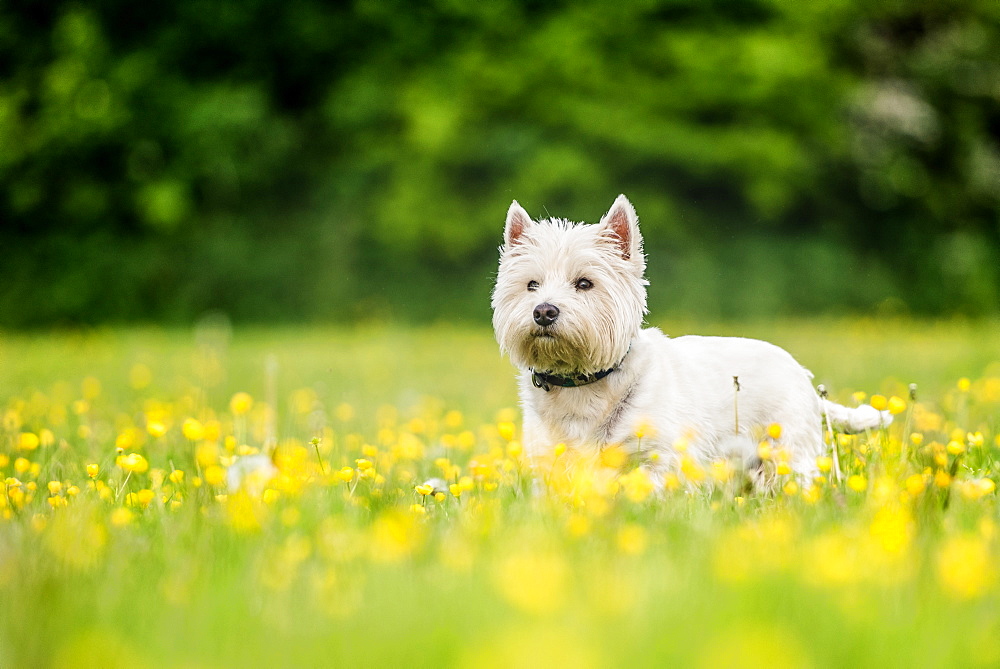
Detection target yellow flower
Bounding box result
[766,423,782,440]
[782,481,799,496]
[86,463,99,479]
[449,483,463,498]
[815,456,832,473]
[957,377,971,392]
[776,462,792,476]
[414,484,434,496]
[203,465,226,487]
[887,396,907,415]
[934,470,952,488]
[18,432,39,451]
[146,421,168,438]
[847,474,867,492]
[117,452,149,474]
[553,443,567,457]
[757,442,773,461]
[230,392,254,415]
[904,474,926,497]
[169,469,185,484]
[497,421,516,441]
[869,395,888,411]
[600,445,627,469]
[336,467,355,482]
[959,479,996,501]
[946,440,965,455]
[181,418,205,441]
[710,460,733,483]
[47,480,62,495]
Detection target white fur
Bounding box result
[492,195,890,486]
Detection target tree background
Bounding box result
[2,0,998,327]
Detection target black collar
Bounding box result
[531,366,618,392]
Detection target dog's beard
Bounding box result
[507,321,624,375]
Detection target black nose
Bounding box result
[533,303,559,327]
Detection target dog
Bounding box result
[491,194,890,487]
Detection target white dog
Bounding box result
[492,195,889,487]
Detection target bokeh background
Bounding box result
[2,0,998,327]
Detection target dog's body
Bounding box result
[492,195,888,485]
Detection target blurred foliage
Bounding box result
[1,0,998,326]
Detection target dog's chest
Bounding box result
[532,384,638,449]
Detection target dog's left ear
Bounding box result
[599,194,641,261]
[504,200,533,247]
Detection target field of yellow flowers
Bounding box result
[2,320,1000,668]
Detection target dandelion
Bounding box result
[497,421,516,441]
[203,465,226,487]
[117,452,149,474]
[904,474,926,497]
[181,418,205,441]
[18,433,39,451]
[229,392,254,415]
[757,442,773,461]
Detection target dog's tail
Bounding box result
[821,400,892,433]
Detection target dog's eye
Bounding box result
[575,278,593,291]
[527,280,539,292]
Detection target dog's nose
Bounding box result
[533,303,560,327]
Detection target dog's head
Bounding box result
[491,195,648,375]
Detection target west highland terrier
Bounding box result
[491,195,890,487]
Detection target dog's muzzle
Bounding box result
[533,303,559,327]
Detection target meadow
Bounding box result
[2,319,1000,668]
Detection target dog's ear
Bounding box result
[599,194,641,260]
[504,200,533,246]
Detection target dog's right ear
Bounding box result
[504,201,533,246]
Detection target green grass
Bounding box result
[1,320,999,668]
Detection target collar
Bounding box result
[531,366,618,392]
